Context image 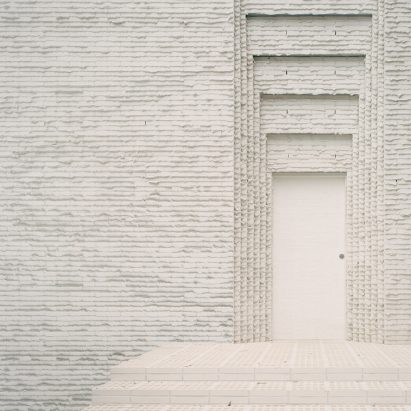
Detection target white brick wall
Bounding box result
[384,0,411,343]
[0,1,234,410]
[2,0,411,410]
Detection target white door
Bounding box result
[272,173,346,340]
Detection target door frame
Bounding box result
[271,171,348,340]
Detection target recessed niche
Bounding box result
[260,94,359,135]
[266,133,352,172]
[247,15,371,55]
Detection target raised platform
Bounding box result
[85,341,411,410]
[84,407,411,411]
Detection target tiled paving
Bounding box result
[88,342,411,408]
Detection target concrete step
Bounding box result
[92,380,411,405]
[112,365,411,382]
[85,342,411,410]
[84,405,411,411]
[110,342,411,382]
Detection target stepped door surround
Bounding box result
[234,8,384,343]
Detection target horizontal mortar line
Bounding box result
[266,133,353,138]
[260,93,359,100]
[253,54,366,59]
[254,57,364,63]
[246,13,373,18]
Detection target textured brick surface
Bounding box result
[266,134,352,173]
[0,1,234,410]
[2,0,411,410]
[384,0,411,344]
[233,0,389,343]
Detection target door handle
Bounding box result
[339,253,345,259]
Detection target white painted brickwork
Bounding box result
[247,16,371,55]
[1,0,411,410]
[254,57,364,96]
[266,134,352,173]
[233,0,389,343]
[260,96,359,135]
[0,1,233,410]
[384,0,411,344]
